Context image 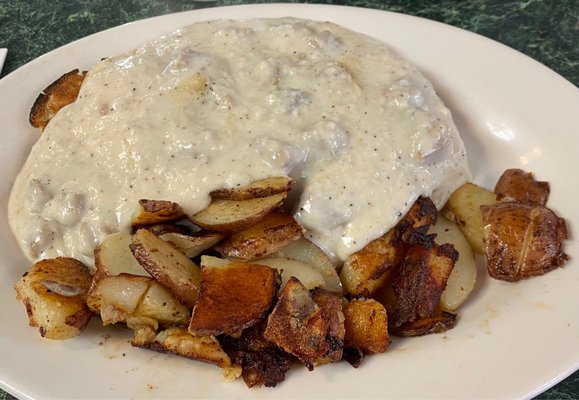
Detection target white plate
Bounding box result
[1,4,578,399]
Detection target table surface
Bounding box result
[0,1,577,399]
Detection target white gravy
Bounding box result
[8,18,469,266]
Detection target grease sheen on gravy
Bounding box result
[9,18,469,266]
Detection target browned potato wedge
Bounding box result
[210,176,294,201]
[15,257,93,340]
[481,202,568,281]
[93,233,150,283]
[264,277,336,370]
[442,182,498,253]
[494,168,550,206]
[29,69,86,131]
[131,199,184,226]
[87,274,189,326]
[428,216,477,311]
[189,193,287,233]
[159,232,223,258]
[270,238,342,293]
[215,212,303,261]
[340,229,403,297]
[130,228,201,307]
[134,327,242,381]
[391,243,457,330]
[253,257,325,290]
[189,261,279,336]
[391,311,457,336]
[343,299,389,354]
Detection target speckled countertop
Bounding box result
[0,1,577,399]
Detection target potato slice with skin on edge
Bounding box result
[189,193,287,233]
[93,233,150,283]
[189,261,280,336]
[131,199,184,226]
[494,168,550,206]
[214,211,303,261]
[15,257,93,340]
[130,228,201,308]
[210,176,294,201]
[428,216,477,311]
[270,238,342,293]
[159,232,223,258]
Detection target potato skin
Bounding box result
[494,168,550,206]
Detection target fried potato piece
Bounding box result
[494,168,550,206]
[481,202,568,281]
[87,274,190,326]
[134,327,242,381]
[159,231,223,258]
[215,211,303,261]
[29,69,86,131]
[391,311,457,336]
[442,182,498,253]
[343,299,389,355]
[264,277,338,370]
[130,228,201,308]
[271,238,342,293]
[190,193,287,233]
[189,261,280,336]
[311,288,345,364]
[210,176,294,201]
[131,199,184,226]
[93,233,149,284]
[390,243,458,330]
[222,321,294,388]
[428,216,477,311]
[15,257,92,339]
[253,257,325,290]
[340,197,438,297]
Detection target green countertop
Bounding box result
[0,1,577,399]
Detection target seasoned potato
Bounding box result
[428,216,477,311]
[189,261,279,336]
[15,257,93,339]
[481,202,568,281]
[271,238,342,293]
[494,168,550,206]
[215,211,303,261]
[130,228,201,307]
[442,182,498,253]
[93,233,150,284]
[29,69,86,131]
[391,311,457,336]
[135,327,242,381]
[190,193,287,233]
[343,299,389,354]
[253,257,326,290]
[210,176,294,201]
[87,274,189,327]
[159,232,223,258]
[131,199,184,226]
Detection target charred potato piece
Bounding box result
[442,182,498,253]
[29,69,86,131]
[131,199,184,226]
[494,168,550,206]
[391,243,458,330]
[15,257,92,340]
[396,196,439,241]
[190,193,287,233]
[271,238,342,293]
[222,321,294,388]
[264,277,337,370]
[130,228,201,308]
[391,311,457,336]
[310,288,345,364]
[134,327,241,381]
[343,299,389,354]
[159,232,223,258]
[215,211,303,261]
[428,216,477,311]
[210,176,294,201]
[87,274,189,326]
[481,202,568,281]
[189,261,280,336]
